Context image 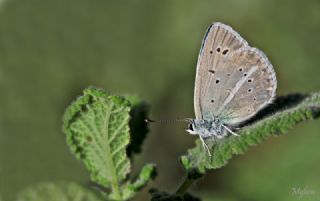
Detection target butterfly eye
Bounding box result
[188,123,194,131]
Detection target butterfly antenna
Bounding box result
[145,118,190,124]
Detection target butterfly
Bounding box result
[186,22,277,155]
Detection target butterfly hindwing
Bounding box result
[194,22,277,125]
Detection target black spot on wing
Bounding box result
[222,49,229,55]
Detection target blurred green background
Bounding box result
[0,0,320,200]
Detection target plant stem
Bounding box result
[175,176,195,195]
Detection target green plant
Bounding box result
[16,87,320,201]
[62,87,156,200]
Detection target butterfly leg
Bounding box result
[222,125,239,136]
[199,136,211,156]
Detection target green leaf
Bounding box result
[63,87,131,199]
[181,92,320,173]
[121,163,157,200]
[16,182,103,201]
[63,87,156,200]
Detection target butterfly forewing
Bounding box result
[194,22,276,125]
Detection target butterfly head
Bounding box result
[185,119,198,135]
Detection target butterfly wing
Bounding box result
[194,22,276,125]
